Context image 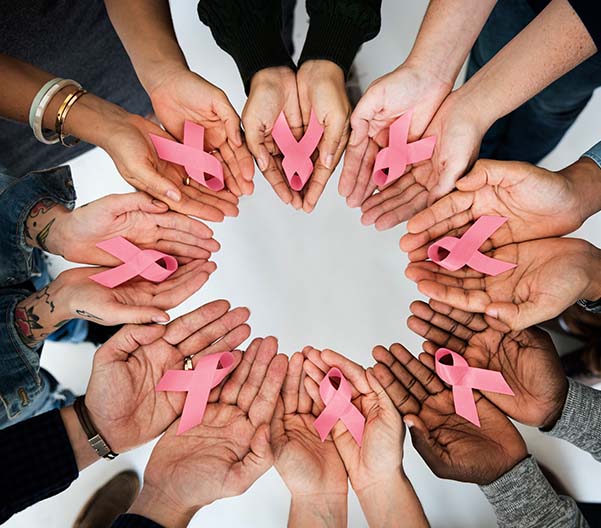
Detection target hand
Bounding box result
[50,192,219,265]
[297,60,351,212]
[55,261,216,325]
[85,300,251,453]
[129,337,288,526]
[146,65,254,197]
[242,67,304,209]
[101,112,240,221]
[271,352,348,525]
[401,159,586,259]
[372,343,527,485]
[406,237,601,331]
[407,299,568,429]
[340,62,452,210]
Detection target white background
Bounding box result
[7,0,601,526]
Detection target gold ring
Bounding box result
[184,356,193,371]
[184,176,191,186]
[209,149,219,155]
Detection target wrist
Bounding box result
[25,199,70,255]
[583,245,601,302]
[403,54,458,90]
[355,472,410,525]
[450,82,499,135]
[60,406,100,471]
[250,66,296,91]
[129,483,196,528]
[561,157,601,223]
[289,492,347,528]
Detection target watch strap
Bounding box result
[74,395,118,460]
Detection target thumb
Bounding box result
[485,301,538,332]
[95,323,166,363]
[107,303,170,325]
[366,367,395,412]
[108,192,168,215]
[216,96,243,147]
[456,160,502,192]
[137,165,182,203]
[404,415,447,477]
[319,118,347,170]
[229,424,274,496]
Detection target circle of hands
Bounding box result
[47,60,599,523]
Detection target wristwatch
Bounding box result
[74,395,118,460]
[577,298,601,314]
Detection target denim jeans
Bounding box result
[468,0,601,163]
[0,166,79,427]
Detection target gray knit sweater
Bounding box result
[480,379,600,527]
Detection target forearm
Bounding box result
[356,475,429,528]
[404,0,496,85]
[288,494,348,528]
[24,199,70,256]
[60,406,100,471]
[104,0,187,93]
[455,0,597,130]
[128,484,194,528]
[14,275,73,347]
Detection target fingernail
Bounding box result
[404,418,414,428]
[486,307,498,318]
[152,199,166,208]
[153,315,170,323]
[166,190,181,202]
[235,129,243,146]
[325,154,334,169]
[258,155,268,171]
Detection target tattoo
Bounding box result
[14,305,43,347]
[29,199,57,219]
[36,218,55,252]
[34,286,55,313]
[54,319,71,328]
[75,309,104,322]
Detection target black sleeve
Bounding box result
[112,514,165,527]
[299,0,382,76]
[197,0,296,92]
[0,410,79,524]
[568,0,601,51]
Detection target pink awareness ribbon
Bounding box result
[89,236,178,288]
[156,351,235,435]
[150,120,225,191]
[372,110,436,187]
[427,216,516,276]
[272,110,324,191]
[313,367,365,445]
[435,348,514,427]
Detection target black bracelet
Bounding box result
[74,395,118,460]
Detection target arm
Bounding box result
[0,408,98,524]
[288,496,347,528]
[543,378,601,462]
[480,457,589,528]
[455,0,597,134]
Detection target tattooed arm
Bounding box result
[24,199,70,255]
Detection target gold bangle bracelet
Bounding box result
[55,88,88,147]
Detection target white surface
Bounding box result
[7,0,601,526]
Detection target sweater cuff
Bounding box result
[582,140,601,169]
[569,0,601,52]
[480,456,577,527]
[299,16,365,77]
[543,378,601,462]
[112,514,164,528]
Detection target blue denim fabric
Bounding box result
[467,0,601,163]
[583,140,601,168]
[0,165,76,287]
[0,287,75,428]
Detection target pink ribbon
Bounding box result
[372,110,436,187]
[150,120,225,191]
[272,110,324,191]
[427,216,516,276]
[435,348,514,427]
[89,236,178,288]
[156,351,235,435]
[313,367,365,445]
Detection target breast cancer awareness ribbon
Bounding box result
[272,110,324,191]
[156,351,235,435]
[435,348,514,427]
[372,110,436,187]
[427,216,516,276]
[89,236,178,288]
[149,120,225,191]
[313,367,365,445]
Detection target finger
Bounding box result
[208,350,243,403]
[135,165,182,204]
[106,302,169,325]
[366,367,396,412]
[303,346,330,374]
[154,240,211,261]
[407,191,474,235]
[410,300,476,344]
[220,338,262,404]
[95,323,165,364]
[298,365,313,415]
[248,354,289,426]
[161,300,230,344]
[404,415,449,479]
[339,138,369,198]
[362,182,428,230]
[182,320,251,361]
[303,357,326,386]
[220,141,254,197]
[107,192,168,215]
[346,138,379,208]
[261,155,295,205]
[371,360,420,415]
[407,315,468,354]
[419,352,436,372]
[213,149,242,197]
[152,264,216,309]
[215,95,244,148]
[321,348,371,394]
[387,343,444,396]
[282,352,303,414]
[238,336,279,412]
[428,299,488,332]
[303,374,322,407]
[486,301,543,332]
[415,280,491,314]
[455,159,507,192]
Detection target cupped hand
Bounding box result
[85,300,252,453]
[102,112,240,221]
[57,260,216,325]
[139,337,288,513]
[407,299,568,429]
[297,60,351,212]
[147,66,254,197]
[242,67,304,209]
[372,343,527,485]
[341,63,452,210]
[406,237,601,331]
[401,159,584,260]
[302,347,406,494]
[271,351,348,499]
[54,192,219,265]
